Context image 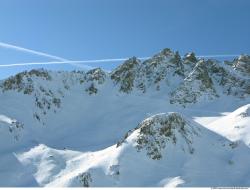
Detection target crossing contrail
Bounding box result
[0,54,239,68]
[0,42,91,69]
[196,54,239,58]
[0,57,150,68]
[0,42,67,61]
[0,41,240,68]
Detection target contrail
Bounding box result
[0,42,67,61]
[196,54,239,58]
[0,61,93,69]
[0,42,240,68]
[0,54,239,68]
[0,42,91,69]
[0,57,150,68]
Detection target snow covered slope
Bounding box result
[0,114,37,186]
[0,48,249,187]
[17,113,250,187]
[207,104,250,147]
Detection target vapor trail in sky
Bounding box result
[0,57,150,68]
[0,42,91,69]
[0,60,93,69]
[0,54,239,68]
[0,42,67,61]
[0,41,240,68]
[196,54,239,58]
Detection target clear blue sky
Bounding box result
[0,0,250,79]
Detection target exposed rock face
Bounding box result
[9,120,24,141]
[183,52,198,64]
[0,115,24,141]
[111,57,142,93]
[118,113,199,160]
[205,59,250,98]
[85,68,107,95]
[183,52,198,75]
[170,56,250,106]
[232,55,250,76]
[142,49,184,89]
[135,113,198,160]
[170,60,218,106]
[85,68,107,84]
[111,49,185,93]
[0,67,111,126]
[0,69,51,94]
[110,49,248,106]
[78,172,92,187]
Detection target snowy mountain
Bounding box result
[16,113,250,187]
[0,48,249,187]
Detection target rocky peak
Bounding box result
[206,58,250,97]
[111,57,142,93]
[1,49,249,108]
[112,57,140,73]
[125,56,141,65]
[0,69,51,94]
[151,49,183,70]
[160,48,175,57]
[183,52,198,64]
[172,51,184,75]
[142,49,184,87]
[232,54,250,75]
[118,113,198,160]
[111,57,141,78]
[83,68,107,95]
[85,68,107,84]
[238,54,250,63]
[187,60,214,89]
[147,48,176,64]
[206,59,223,70]
[170,59,218,106]
[26,69,52,80]
[110,49,198,94]
[182,52,198,76]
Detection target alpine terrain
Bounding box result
[0,48,250,187]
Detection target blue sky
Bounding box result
[0,0,250,79]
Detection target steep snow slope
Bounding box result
[17,113,250,187]
[207,104,250,147]
[0,114,36,186]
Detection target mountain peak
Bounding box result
[85,67,107,84]
[160,48,175,57]
[183,52,198,63]
[1,48,249,105]
[238,54,250,62]
[118,113,198,160]
[233,54,250,75]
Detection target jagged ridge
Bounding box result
[0,48,249,108]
